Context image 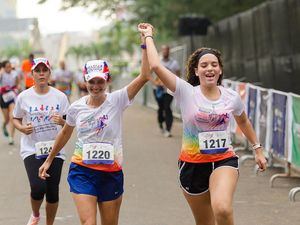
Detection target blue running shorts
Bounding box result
[67,163,124,202]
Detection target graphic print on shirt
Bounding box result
[29,104,60,134]
[78,113,108,135]
[194,106,230,130]
[182,105,231,155]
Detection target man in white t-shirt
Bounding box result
[153,45,180,137]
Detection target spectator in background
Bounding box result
[0,60,20,145]
[74,68,88,97]
[11,57,23,82]
[21,53,35,89]
[53,61,73,100]
[0,61,4,77]
[152,45,180,137]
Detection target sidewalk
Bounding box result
[0,104,299,225]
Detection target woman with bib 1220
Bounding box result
[38,42,150,224]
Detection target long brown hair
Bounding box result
[186,47,224,86]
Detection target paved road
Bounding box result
[1,104,300,225]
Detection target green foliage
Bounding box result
[110,59,129,76]
[1,40,32,59]
[130,0,266,41]
[39,0,126,13]
[39,0,266,41]
[96,20,139,58]
[130,69,140,78]
[66,21,139,63]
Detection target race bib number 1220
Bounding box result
[82,142,114,165]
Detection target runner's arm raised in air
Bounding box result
[138,23,177,93]
[127,32,151,101]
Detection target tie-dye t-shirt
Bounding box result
[13,87,70,160]
[66,87,131,172]
[174,77,244,163]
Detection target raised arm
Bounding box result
[127,32,151,100]
[39,123,74,179]
[138,23,177,92]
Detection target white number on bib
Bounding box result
[198,130,230,154]
[2,91,16,103]
[82,142,114,165]
[35,140,55,159]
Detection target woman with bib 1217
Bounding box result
[138,22,267,225]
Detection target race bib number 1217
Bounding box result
[198,130,230,154]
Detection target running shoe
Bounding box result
[159,123,165,134]
[26,214,40,225]
[2,123,8,137]
[8,136,14,145]
[164,131,172,138]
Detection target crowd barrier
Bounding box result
[223,79,300,202]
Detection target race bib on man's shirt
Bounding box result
[198,130,230,154]
[82,142,114,165]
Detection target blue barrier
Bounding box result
[271,91,288,159]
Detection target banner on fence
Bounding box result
[247,85,258,130]
[257,88,272,151]
[223,80,238,134]
[235,82,248,137]
[288,94,300,166]
[271,90,287,158]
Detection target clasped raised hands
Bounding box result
[138,23,154,37]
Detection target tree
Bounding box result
[39,0,266,41]
[1,40,33,60]
[66,44,89,65]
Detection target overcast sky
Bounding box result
[16,0,108,35]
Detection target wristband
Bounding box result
[252,143,262,150]
[145,35,153,40]
[140,44,146,49]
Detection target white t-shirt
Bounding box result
[53,68,73,83]
[161,57,180,95]
[161,57,180,74]
[53,68,74,95]
[66,87,131,171]
[174,77,244,163]
[1,71,18,87]
[74,70,84,84]
[13,87,69,160]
